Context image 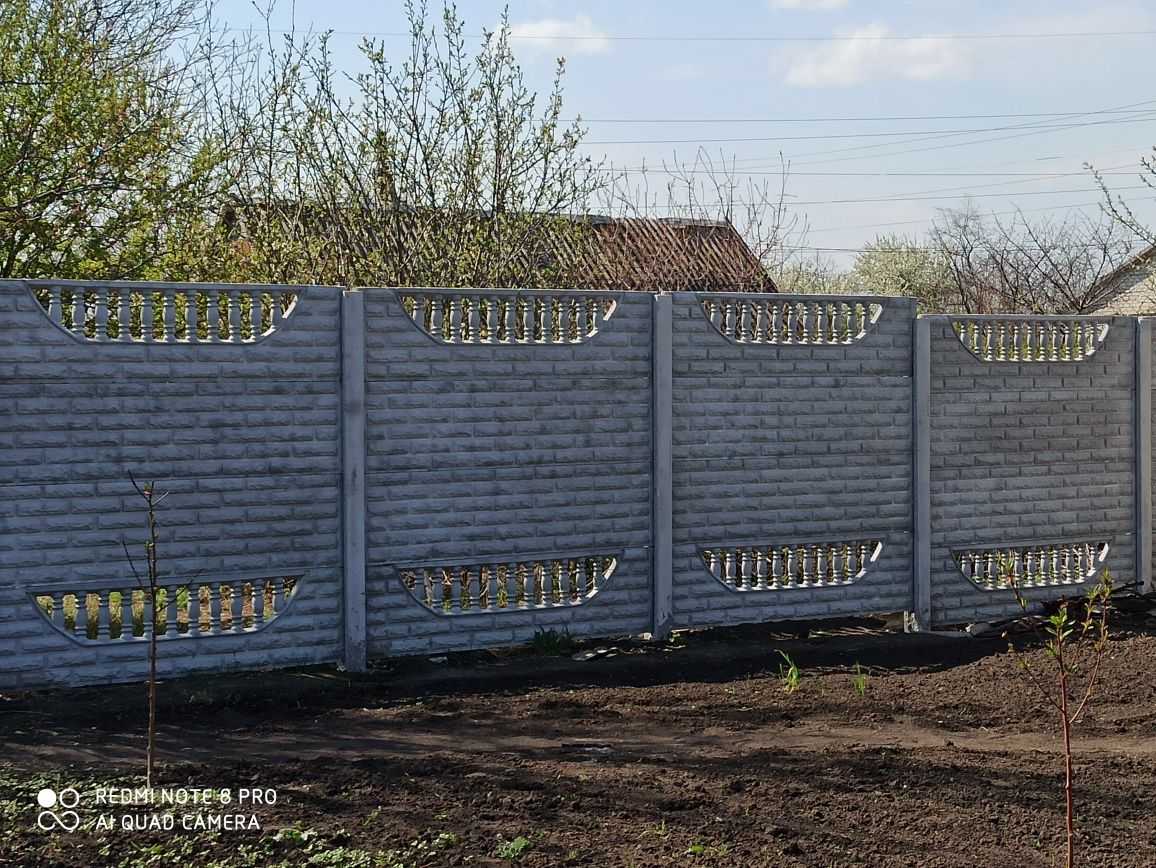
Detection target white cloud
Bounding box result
[771,0,850,10]
[509,14,611,56]
[778,23,972,87]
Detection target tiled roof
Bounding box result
[556,216,775,293]
[222,203,774,293]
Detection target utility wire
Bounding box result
[611,146,1154,175]
[616,101,1156,170]
[785,169,1135,204]
[806,199,1116,234]
[586,112,1156,146]
[788,114,1156,167]
[608,166,1140,211]
[633,184,1149,212]
[230,27,1156,43]
[773,100,1156,162]
[612,169,1137,178]
[568,110,1156,124]
[786,183,1150,207]
[718,100,1156,164]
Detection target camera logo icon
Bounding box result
[36,788,80,832]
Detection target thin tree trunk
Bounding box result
[1058,651,1074,868]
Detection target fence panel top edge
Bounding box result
[931,313,1124,324]
[14,279,344,293]
[693,291,914,306]
[362,286,627,300]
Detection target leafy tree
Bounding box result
[852,234,952,311]
[772,256,854,295]
[204,1,605,289]
[0,0,227,280]
[1,0,797,290]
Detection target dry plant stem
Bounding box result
[124,473,167,790]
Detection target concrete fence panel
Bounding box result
[1,280,1145,688]
[668,293,918,629]
[359,289,654,656]
[926,314,1137,625]
[0,280,345,687]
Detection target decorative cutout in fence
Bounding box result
[950,318,1109,362]
[31,575,301,643]
[396,553,618,614]
[952,542,1108,591]
[699,295,883,345]
[396,290,617,345]
[699,539,883,591]
[29,282,297,343]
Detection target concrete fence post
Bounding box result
[341,289,368,671]
[651,293,674,640]
[1136,318,1152,593]
[910,315,932,630]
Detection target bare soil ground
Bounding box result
[2,605,1155,867]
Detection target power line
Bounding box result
[632,183,1150,212]
[689,145,1155,178]
[788,113,1156,167]
[568,110,1156,124]
[229,26,1156,43]
[777,169,1138,205]
[624,164,1136,200]
[611,146,1154,174]
[785,100,1156,160]
[787,184,1151,207]
[805,199,1114,234]
[613,169,1137,178]
[649,101,1156,169]
[587,115,1156,146]
[600,114,1156,172]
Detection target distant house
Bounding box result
[553,215,776,294]
[221,201,775,293]
[1089,242,1156,314]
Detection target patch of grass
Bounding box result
[777,650,800,692]
[530,627,579,656]
[640,820,669,840]
[187,688,215,706]
[685,842,731,858]
[852,662,869,696]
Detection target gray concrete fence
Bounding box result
[1,280,1150,688]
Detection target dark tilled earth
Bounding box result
[2,609,1155,867]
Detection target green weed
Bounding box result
[685,842,731,858]
[852,662,868,696]
[777,650,800,692]
[497,835,532,860]
[530,627,579,656]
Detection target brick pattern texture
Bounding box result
[361,290,654,656]
[0,281,344,687]
[928,316,1137,625]
[1,281,1148,687]
[670,295,917,627]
